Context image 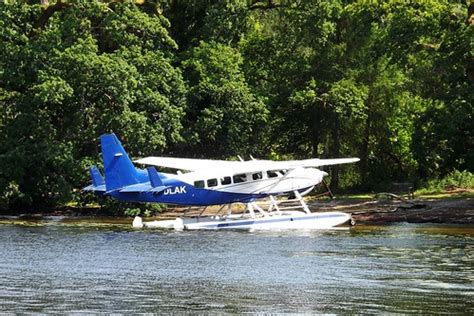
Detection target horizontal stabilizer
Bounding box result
[83,184,106,192]
[149,186,169,193]
[118,182,170,193]
[119,183,152,193]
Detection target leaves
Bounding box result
[182,41,268,157]
[0,0,472,210]
[0,1,185,209]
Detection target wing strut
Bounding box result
[322,179,334,199]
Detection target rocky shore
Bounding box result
[157,196,474,225]
[308,198,474,224]
[3,196,473,225]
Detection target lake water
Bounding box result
[0,218,472,313]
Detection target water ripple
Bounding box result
[0,221,472,313]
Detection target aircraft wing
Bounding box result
[135,157,244,172]
[284,157,361,168]
[229,158,360,172]
[135,156,359,174]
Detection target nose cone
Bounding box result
[305,168,327,184]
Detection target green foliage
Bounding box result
[182,41,268,157]
[417,170,474,195]
[123,207,142,217]
[122,203,167,217]
[0,1,186,210]
[0,0,472,213]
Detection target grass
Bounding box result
[414,190,474,200]
[328,170,474,201]
[332,194,375,200]
[417,170,474,193]
[321,190,473,201]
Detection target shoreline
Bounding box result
[1,197,473,225]
[308,198,473,225]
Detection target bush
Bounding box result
[123,203,167,217]
[418,170,474,194]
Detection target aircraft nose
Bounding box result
[307,168,327,181]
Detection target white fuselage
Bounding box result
[171,167,326,196]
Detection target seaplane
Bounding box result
[84,133,359,230]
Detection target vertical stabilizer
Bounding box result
[90,166,105,187]
[83,165,106,193]
[100,133,141,192]
[147,167,164,187]
[147,167,169,193]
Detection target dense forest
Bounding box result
[0,0,473,211]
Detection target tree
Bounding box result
[0,1,186,209]
[181,41,268,157]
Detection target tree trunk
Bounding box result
[311,136,320,157]
[467,3,473,26]
[330,116,340,190]
[467,4,474,83]
[360,108,371,187]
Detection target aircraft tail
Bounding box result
[100,133,143,192]
[90,166,105,187]
[83,166,106,193]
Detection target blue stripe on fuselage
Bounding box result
[108,177,267,206]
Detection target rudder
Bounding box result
[100,133,142,192]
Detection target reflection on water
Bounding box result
[0,218,473,313]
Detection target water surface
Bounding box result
[0,218,472,313]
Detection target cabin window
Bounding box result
[233,173,247,183]
[207,178,218,187]
[267,170,279,178]
[220,176,231,185]
[252,172,262,181]
[194,180,205,188]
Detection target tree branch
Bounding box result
[248,0,291,11]
[33,0,72,32]
[467,3,473,26]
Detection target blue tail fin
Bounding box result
[147,167,169,193]
[100,133,143,192]
[90,166,105,187]
[83,166,105,193]
[147,167,164,187]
